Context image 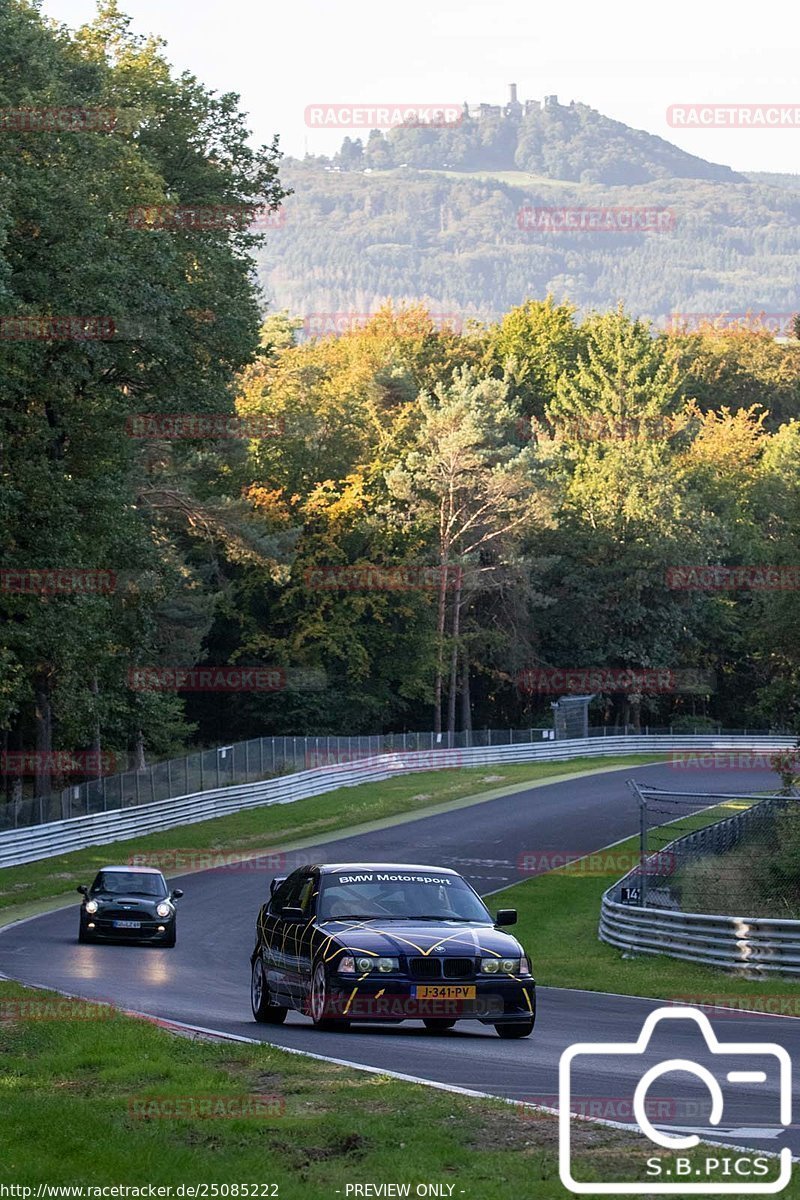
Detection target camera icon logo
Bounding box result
[559,1006,792,1194]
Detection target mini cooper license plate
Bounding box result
[113,919,141,929]
[412,985,476,1000]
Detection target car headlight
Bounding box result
[84,899,99,914]
[480,957,520,975]
[156,902,172,918]
[338,954,399,974]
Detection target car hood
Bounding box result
[90,893,167,910]
[316,919,523,958]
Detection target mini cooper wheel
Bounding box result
[310,961,350,1031]
[251,957,288,1024]
[78,922,94,944]
[161,924,176,948]
[423,1019,456,1033]
[495,1018,534,1039]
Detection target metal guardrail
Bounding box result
[0,734,793,870]
[599,786,800,975]
[6,723,772,832]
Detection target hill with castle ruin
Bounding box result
[327,86,742,185]
[257,89,799,324]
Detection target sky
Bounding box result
[39,0,800,175]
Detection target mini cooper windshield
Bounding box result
[91,870,168,898]
[317,870,491,922]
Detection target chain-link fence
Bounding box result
[609,784,795,917]
[0,728,549,831]
[1,723,775,833]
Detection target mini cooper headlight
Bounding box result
[481,957,520,975]
[156,902,172,918]
[84,899,99,915]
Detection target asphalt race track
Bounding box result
[2,761,798,1163]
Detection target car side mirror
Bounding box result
[495,908,517,926]
[281,905,305,921]
[77,885,88,895]
[171,889,184,900]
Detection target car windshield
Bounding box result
[318,871,491,922]
[91,871,167,898]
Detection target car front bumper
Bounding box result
[325,974,536,1024]
[82,915,174,941]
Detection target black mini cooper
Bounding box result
[77,865,183,946]
[250,862,535,1037]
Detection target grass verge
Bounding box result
[0,978,789,1198]
[496,799,800,1005]
[0,755,661,915]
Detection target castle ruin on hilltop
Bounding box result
[465,84,575,121]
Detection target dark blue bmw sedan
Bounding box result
[250,862,535,1038]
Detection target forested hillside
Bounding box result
[259,160,800,323]
[3,2,800,805]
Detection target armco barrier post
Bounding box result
[638,785,648,908]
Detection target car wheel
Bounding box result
[423,1019,456,1033]
[310,961,350,1031]
[162,925,176,948]
[251,957,288,1024]
[495,1019,534,1039]
[78,923,93,944]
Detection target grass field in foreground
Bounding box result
[0,977,791,1198]
[0,755,662,914]
[495,799,800,1004]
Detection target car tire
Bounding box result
[309,961,350,1031]
[162,925,176,948]
[423,1019,456,1033]
[495,1019,534,1039]
[251,957,288,1024]
[78,923,93,944]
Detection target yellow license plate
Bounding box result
[413,985,476,1000]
